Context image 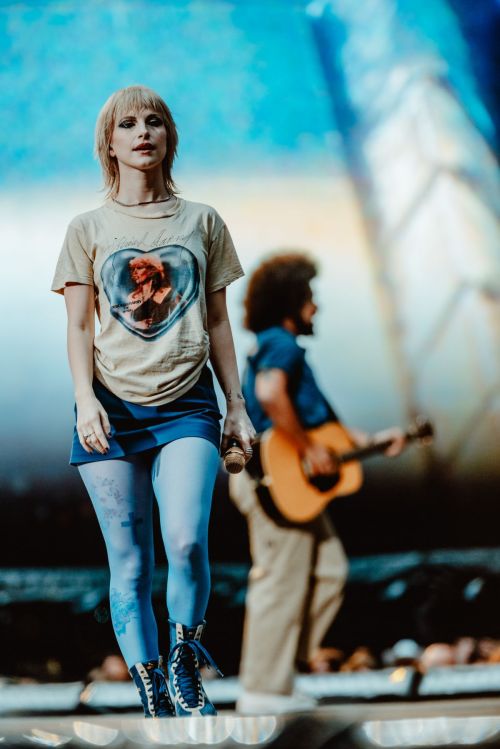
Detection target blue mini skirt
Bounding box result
[70,365,222,466]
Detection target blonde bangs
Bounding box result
[94,85,179,198]
[112,86,167,122]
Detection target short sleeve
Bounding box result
[206,221,244,294]
[254,331,305,377]
[51,221,94,295]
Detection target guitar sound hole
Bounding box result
[308,472,340,493]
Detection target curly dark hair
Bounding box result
[243,252,318,333]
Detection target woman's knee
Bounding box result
[167,536,208,572]
[109,548,154,591]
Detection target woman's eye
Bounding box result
[119,120,135,128]
[148,117,163,126]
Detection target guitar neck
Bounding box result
[340,430,416,464]
[339,440,393,464]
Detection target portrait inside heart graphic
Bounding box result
[100,245,200,340]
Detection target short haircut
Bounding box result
[244,252,318,333]
[95,85,178,198]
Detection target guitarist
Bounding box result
[230,252,406,714]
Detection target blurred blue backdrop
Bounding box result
[2,1,342,184]
[3,1,499,185]
[1,0,500,547]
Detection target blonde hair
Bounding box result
[95,85,178,198]
[129,255,165,279]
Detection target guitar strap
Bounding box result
[245,441,315,529]
[245,356,341,527]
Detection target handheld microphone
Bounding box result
[223,439,246,474]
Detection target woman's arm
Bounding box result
[64,283,110,455]
[206,288,255,456]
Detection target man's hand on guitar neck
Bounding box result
[373,427,406,457]
[350,426,407,458]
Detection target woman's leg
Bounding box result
[151,437,220,625]
[152,437,220,717]
[78,454,158,668]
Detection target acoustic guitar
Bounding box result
[259,417,434,523]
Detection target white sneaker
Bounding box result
[236,689,318,714]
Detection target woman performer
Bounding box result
[51,85,255,718]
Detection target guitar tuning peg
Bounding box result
[410,415,434,445]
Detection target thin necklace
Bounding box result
[112,195,173,207]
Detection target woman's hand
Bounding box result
[221,402,256,463]
[76,393,112,455]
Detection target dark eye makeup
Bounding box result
[147,116,163,125]
[118,115,164,128]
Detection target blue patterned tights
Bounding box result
[78,437,220,667]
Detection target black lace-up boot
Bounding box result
[129,658,175,718]
[167,620,222,716]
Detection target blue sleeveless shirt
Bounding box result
[242,326,338,434]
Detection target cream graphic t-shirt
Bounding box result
[51,197,244,405]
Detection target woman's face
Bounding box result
[131,264,150,284]
[110,108,167,174]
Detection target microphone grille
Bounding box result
[224,446,246,474]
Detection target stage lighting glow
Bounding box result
[185,716,230,744]
[119,717,155,747]
[143,715,231,745]
[22,728,72,747]
[360,716,500,747]
[143,717,187,745]
[389,667,408,683]
[227,715,279,745]
[72,721,119,746]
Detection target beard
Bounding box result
[294,317,314,336]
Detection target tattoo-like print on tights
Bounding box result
[110,588,138,636]
[77,440,220,667]
[87,475,128,528]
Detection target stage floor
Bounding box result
[2,698,500,748]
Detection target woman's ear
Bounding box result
[109,144,115,158]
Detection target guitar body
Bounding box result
[260,422,363,523]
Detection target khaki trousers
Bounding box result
[229,469,348,695]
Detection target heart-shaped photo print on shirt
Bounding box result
[101,245,200,341]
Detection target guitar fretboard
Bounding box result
[338,423,431,464]
[339,439,394,464]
